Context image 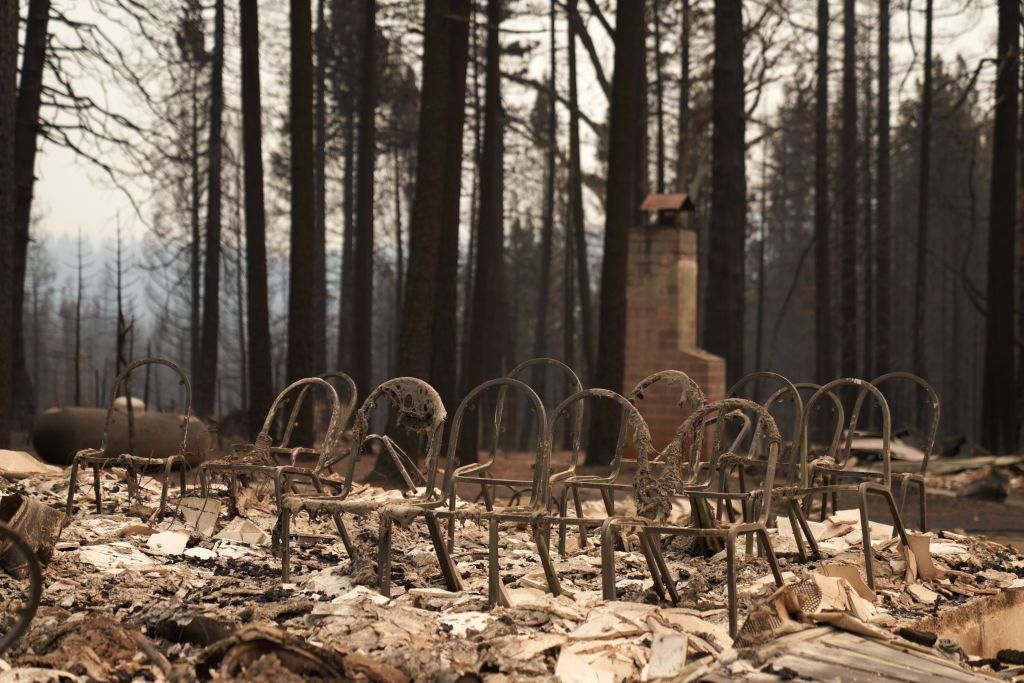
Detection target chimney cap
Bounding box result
[640,192,695,212]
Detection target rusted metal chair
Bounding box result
[599,398,786,638]
[66,358,192,517]
[823,372,939,530]
[278,377,450,583]
[198,376,349,527]
[486,388,654,607]
[627,370,707,456]
[716,372,804,522]
[376,378,549,596]
[781,378,910,588]
[456,358,582,513]
[0,521,42,656]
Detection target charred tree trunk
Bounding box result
[531,0,558,379]
[13,0,50,424]
[875,0,890,376]
[396,0,466,381]
[462,0,505,466]
[567,0,594,380]
[588,0,646,464]
[862,45,874,381]
[815,0,834,384]
[240,0,274,437]
[653,0,665,192]
[352,0,377,400]
[913,0,933,407]
[0,0,15,445]
[313,0,328,374]
[197,0,226,418]
[703,0,746,387]
[982,0,1019,452]
[676,0,690,191]
[840,0,858,378]
[430,0,470,420]
[287,0,316,411]
[338,47,356,372]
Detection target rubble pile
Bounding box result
[0,460,1022,682]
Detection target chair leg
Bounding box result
[571,485,587,549]
[280,510,292,582]
[600,519,618,600]
[532,520,560,597]
[757,527,784,587]
[487,518,506,608]
[425,513,462,592]
[92,464,103,514]
[856,492,876,589]
[377,513,393,597]
[917,479,927,532]
[557,485,569,557]
[66,456,81,516]
[636,529,667,601]
[647,531,680,604]
[786,499,808,562]
[447,488,457,553]
[726,529,739,639]
[792,499,821,560]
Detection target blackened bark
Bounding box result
[531,0,558,376]
[862,46,874,380]
[814,0,834,384]
[240,0,274,437]
[287,0,315,392]
[703,0,745,387]
[913,0,933,402]
[197,0,226,418]
[396,0,463,381]
[13,0,50,424]
[840,0,857,378]
[430,0,470,420]
[653,0,665,192]
[875,0,890,376]
[568,0,594,380]
[313,0,328,374]
[982,0,1019,451]
[462,0,505,466]
[676,0,690,191]
[0,0,15,445]
[352,0,377,399]
[588,0,646,464]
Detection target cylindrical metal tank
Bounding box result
[32,407,210,467]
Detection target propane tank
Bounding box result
[32,406,210,467]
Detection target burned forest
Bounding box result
[3,0,1024,681]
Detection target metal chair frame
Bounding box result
[278,377,449,583]
[780,378,910,589]
[0,521,42,656]
[198,373,354,508]
[66,357,192,517]
[375,378,550,597]
[599,398,786,638]
[820,372,939,530]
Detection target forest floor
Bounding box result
[0,450,1022,681]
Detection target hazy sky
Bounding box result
[29,0,996,245]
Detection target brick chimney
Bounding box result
[624,194,726,448]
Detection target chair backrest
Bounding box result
[255,377,344,469]
[339,377,447,499]
[667,398,783,524]
[548,388,653,500]
[844,372,939,475]
[506,358,584,463]
[800,378,893,488]
[100,357,192,459]
[729,372,802,451]
[627,370,706,454]
[443,378,548,509]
